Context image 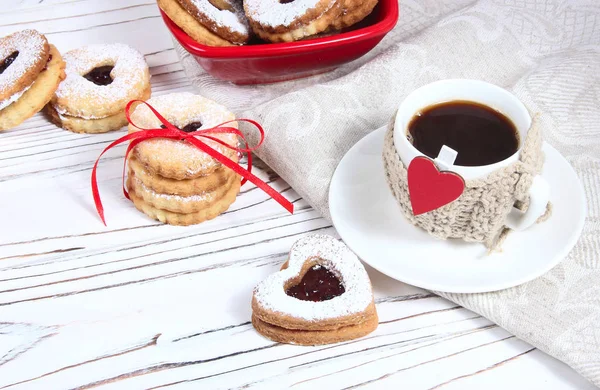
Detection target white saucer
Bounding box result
[329,127,586,293]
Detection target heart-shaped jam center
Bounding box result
[0,51,19,75]
[160,121,203,133]
[181,121,203,133]
[84,65,114,86]
[286,264,345,302]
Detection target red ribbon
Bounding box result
[91,100,294,226]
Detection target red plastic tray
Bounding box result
[160,0,399,85]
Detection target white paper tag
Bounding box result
[434,145,458,171]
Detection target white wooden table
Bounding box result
[0,1,595,389]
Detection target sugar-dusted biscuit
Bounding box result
[127,177,241,226]
[0,44,65,130]
[129,92,239,180]
[330,0,378,30]
[244,0,343,42]
[128,155,234,196]
[158,0,236,46]
[252,234,378,345]
[159,0,251,46]
[0,29,49,103]
[49,43,151,133]
[252,313,378,346]
[128,168,239,214]
[45,86,151,134]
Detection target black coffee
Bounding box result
[408,101,519,167]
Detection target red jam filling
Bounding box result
[159,121,203,133]
[42,54,53,71]
[84,65,114,86]
[286,264,345,302]
[0,51,19,75]
[181,121,203,133]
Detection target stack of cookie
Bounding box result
[158,0,379,45]
[126,92,241,226]
[252,235,379,346]
[0,29,65,131]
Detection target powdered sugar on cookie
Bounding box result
[0,29,47,97]
[188,0,250,35]
[53,43,150,118]
[54,104,107,120]
[130,92,239,177]
[253,234,374,322]
[132,175,214,203]
[244,0,337,28]
[0,83,31,110]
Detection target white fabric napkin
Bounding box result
[174,0,600,385]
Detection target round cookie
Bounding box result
[0,44,66,131]
[45,86,151,134]
[0,29,49,103]
[127,178,241,226]
[244,0,343,42]
[129,92,239,180]
[330,0,378,30]
[127,169,239,214]
[158,0,235,46]
[128,156,235,196]
[51,43,150,119]
[160,0,250,46]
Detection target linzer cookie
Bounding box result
[252,234,378,345]
[158,0,251,46]
[330,0,379,30]
[129,92,239,180]
[46,43,151,134]
[128,156,234,196]
[0,29,66,131]
[126,178,241,226]
[162,0,380,46]
[125,92,241,226]
[244,0,343,43]
[127,170,239,214]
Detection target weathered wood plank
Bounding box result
[0,1,595,389]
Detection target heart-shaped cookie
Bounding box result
[251,235,378,345]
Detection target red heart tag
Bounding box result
[407,156,465,216]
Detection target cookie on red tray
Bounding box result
[161,0,381,46]
[158,0,251,46]
[331,0,379,30]
[0,29,66,131]
[244,0,343,43]
[252,234,378,345]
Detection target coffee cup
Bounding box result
[393,79,550,231]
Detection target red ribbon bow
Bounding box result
[91,100,294,225]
